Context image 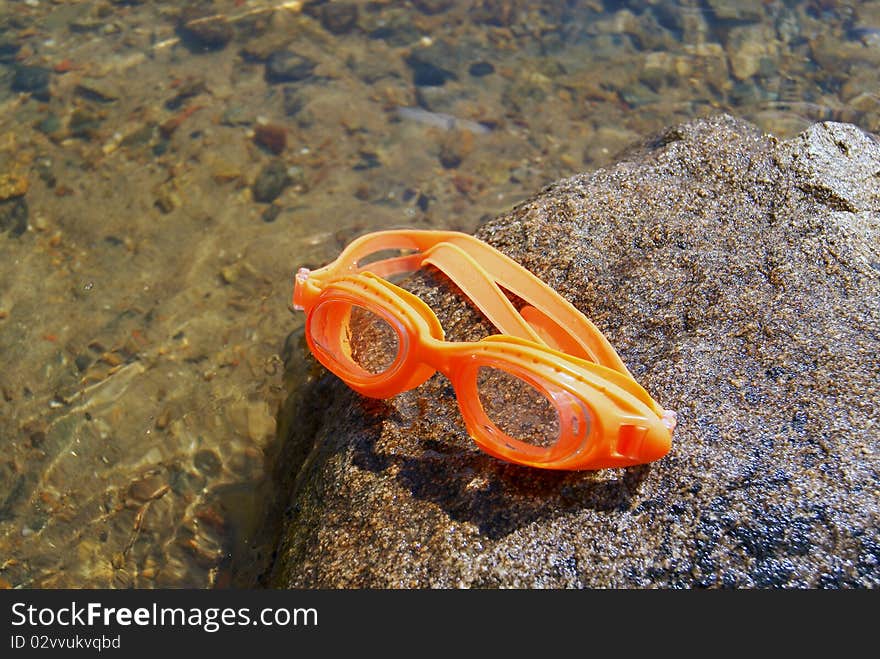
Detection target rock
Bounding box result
[650,2,686,34]
[638,64,667,93]
[265,51,317,85]
[438,129,474,169]
[706,0,765,22]
[413,85,477,115]
[252,160,290,203]
[220,106,253,127]
[412,0,454,14]
[36,114,63,139]
[119,123,156,149]
[679,5,711,44]
[269,116,880,588]
[177,9,234,51]
[253,123,287,155]
[0,38,21,63]
[154,180,181,214]
[11,65,51,101]
[261,204,282,223]
[194,449,222,476]
[500,75,550,115]
[319,2,359,35]
[76,78,121,103]
[282,86,306,117]
[0,197,28,236]
[469,0,517,26]
[362,8,422,47]
[775,7,801,45]
[619,81,661,108]
[591,8,674,51]
[810,33,880,71]
[74,354,92,372]
[774,122,880,212]
[220,264,241,285]
[0,172,28,201]
[725,24,778,81]
[468,61,495,77]
[128,474,167,503]
[164,77,207,110]
[246,401,276,445]
[69,17,108,34]
[681,42,730,96]
[240,33,293,62]
[405,40,460,87]
[69,107,104,140]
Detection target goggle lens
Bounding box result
[476,365,560,449]
[310,300,402,377]
[463,359,595,464]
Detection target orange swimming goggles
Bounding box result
[292,230,676,470]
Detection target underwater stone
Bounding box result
[319,2,359,35]
[265,51,317,84]
[363,9,422,47]
[468,61,495,77]
[11,65,50,101]
[252,160,290,204]
[0,197,27,236]
[0,39,21,63]
[177,10,234,51]
[707,0,765,22]
[282,86,306,117]
[405,40,459,87]
[412,0,454,15]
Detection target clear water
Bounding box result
[0,0,877,588]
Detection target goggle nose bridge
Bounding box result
[370,275,446,344]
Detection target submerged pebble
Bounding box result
[177,11,234,51]
[468,61,495,77]
[253,123,287,155]
[0,197,28,236]
[194,449,222,476]
[396,106,491,135]
[265,51,317,84]
[76,78,121,103]
[319,2,359,35]
[252,160,290,203]
[412,0,455,15]
[11,65,51,100]
[405,40,460,86]
[0,39,21,63]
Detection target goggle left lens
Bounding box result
[309,299,402,378]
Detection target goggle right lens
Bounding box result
[468,362,593,464]
[476,365,561,449]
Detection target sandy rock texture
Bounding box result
[268,115,879,588]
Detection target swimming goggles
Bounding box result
[292,230,676,470]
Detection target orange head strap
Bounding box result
[294,230,629,372]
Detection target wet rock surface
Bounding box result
[269,116,880,588]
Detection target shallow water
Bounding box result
[0,0,877,588]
